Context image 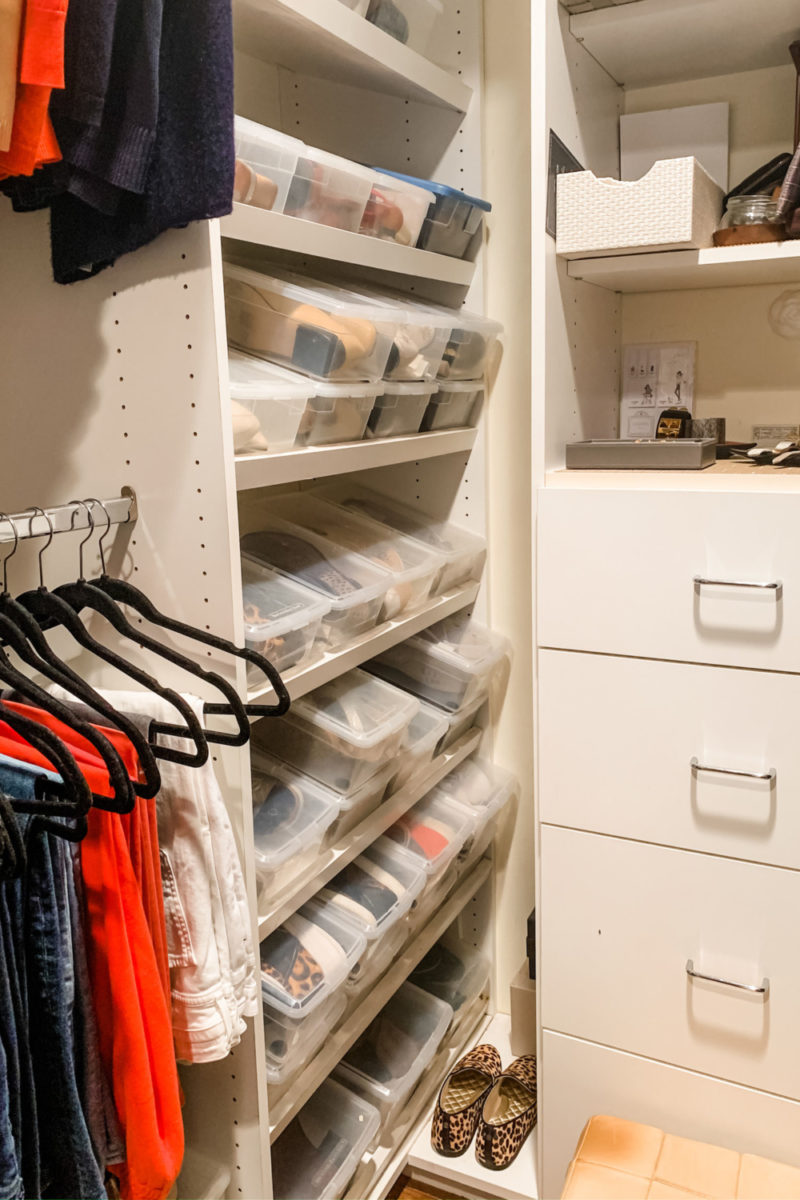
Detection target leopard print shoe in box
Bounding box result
[430,1044,501,1157]
[475,1054,537,1170]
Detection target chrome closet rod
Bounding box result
[0,488,137,543]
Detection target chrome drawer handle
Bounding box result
[691,757,776,783]
[694,576,782,593]
[686,959,769,997]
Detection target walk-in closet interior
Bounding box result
[4,0,800,1197]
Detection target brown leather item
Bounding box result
[0,0,24,152]
[713,223,784,246]
[561,1115,800,1199]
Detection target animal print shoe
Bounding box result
[430,1044,501,1157]
[475,1055,537,1170]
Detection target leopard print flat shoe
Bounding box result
[475,1054,537,1170]
[430,1043,501,1157]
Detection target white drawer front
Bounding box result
[540,827,800,1099]
[539,650,800,869]
[541,1031,800,1200]
[538,489,800,671]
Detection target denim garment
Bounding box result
[0,905,23,1199]
[0,884,38,1199]
[67,842,125,1168]
[0,760,107,1200]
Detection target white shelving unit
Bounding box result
[232,0,472,110]
[407,1012,538,1200]
[569,0,800,87]
[246,581,479,704]
[568,241,800,294]
[535,2,800,1195]
[222,204,476,285]
[234,427,478,490]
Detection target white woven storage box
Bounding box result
[556,156,723,259]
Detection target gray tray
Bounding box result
[566,438,717,470]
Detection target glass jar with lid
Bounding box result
[713,194,784,246]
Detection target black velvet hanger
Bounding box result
[0,512,162,799]
[55,501,253,748]
[84,501,291,722]
[0,698,92,841]
[16,508,209,770]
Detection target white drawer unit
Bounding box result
[540,825,800,1100]
[539,650,800,869]
[541,1031,800,1200]
[538,489,800,672]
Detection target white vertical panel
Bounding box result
[0,205,271,1200]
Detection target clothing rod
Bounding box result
[0,489,138,544]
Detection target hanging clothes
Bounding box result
[0,0,67,181]
[0,0,24,152]
[49,0,234,283]
[0,758,107,1200]
[70,688,259,1062]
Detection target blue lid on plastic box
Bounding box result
[371,168,491,212]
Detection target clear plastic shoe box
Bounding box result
[409,927,490,1036]
[260,898,366,1020]
[241,556,330,680]
[228,351,313,453]
[371,169,490,259]
[251,750,340,903]
[435,693,487,753]
[366,381,436,438]
[223,264,399,382]
[266,492,443,621]
[284,147,376,233]
[319,835,426,946]
[255,668,419,796]
[365,0,444,57]
[438,307,503,380]
[296,380,380,445]
[368,611,512,713]
[331,283,452,383]
[333,981,452,1142]
[384,788,474,880]
[241,515,389,649]
[264,990,347,1092]
[431,756,518,867]
[270,1078,380,1200]
[233,117,304,214]
[313,482,487,595]
[388,699,449,792]
[360,172,435,246]
[420,379,483,431]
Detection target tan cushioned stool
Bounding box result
[561,1115,800,1199]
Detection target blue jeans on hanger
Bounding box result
[0,908,24,1200]
[0,760,107,1200]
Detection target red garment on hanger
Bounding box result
[120,800,171,1006]
[82,805,184,1200]
[0,0,67,179]
[0,698,143,793]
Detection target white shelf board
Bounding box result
[546,461,800,493]
[235,427,477,490]
[268,857,493,1141]
[407,1012,539,1200]
[570,0,800,88]
[257,727,482,939]
[222,206,475,285]
[566,242,800,294]
[247,579,480,705]
[350,1004,493,1200]
[233,0,471,110]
